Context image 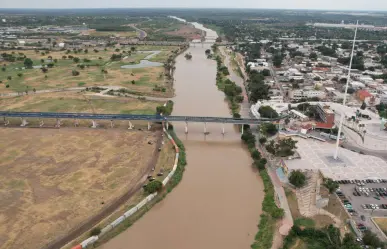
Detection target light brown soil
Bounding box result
[165,24,203,40]
[0,128,158,249]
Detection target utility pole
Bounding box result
[334,21,358,160]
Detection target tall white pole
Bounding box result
[334,20,358,160]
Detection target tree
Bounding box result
[262,69,271,76]
[273,53,283,67]
[73,57,80,63]
[258,106,279,118]
[1,67,5,72]
[7,76,12,80]
[362,230,384,248]
[17,73,23,77]
[323,178,339,193]
[53,59,58,63]
[261,123,278,136]
[72,70,80,76]
[23,58,33,68]
[289,170,306,188]
[205,49,211,55]
[185,53,192,60]
[309,52,318,61]
[41,68,48,73]
[131,80,135,84]
[144,180,163,194]
[130,46,136,52]
[360,101,366,110]
[251,150,261,160]
[259,137,267,145]
[215,37,222,43]
[40,59,44,63]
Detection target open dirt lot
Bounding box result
[0,46,179,96]
[165,24,202,40]
[0,128,159,249]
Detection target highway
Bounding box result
[0,111,287,125]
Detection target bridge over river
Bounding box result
[0,111,286,133]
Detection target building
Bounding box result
[315,103,335,129]
[291,90,326,101]
[357,89,372,101]
[250,100,289,119]
[381,95,387,104]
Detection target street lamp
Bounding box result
[334,21,359,160]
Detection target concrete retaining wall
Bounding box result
[71,127,180,249]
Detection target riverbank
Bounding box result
[65,125,186,249]
[215,47,284,249]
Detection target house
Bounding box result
[357,89,372,101]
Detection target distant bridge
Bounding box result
[0,111,286,133]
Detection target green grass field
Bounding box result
[0,46,179,96]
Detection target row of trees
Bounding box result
[265,138,298,157]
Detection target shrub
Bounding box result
[289,170,306,188]
[251,149,261,160]
[90,227,101,236]
[259,137,267,144]
[72,70,80,76]
[7,76,12,80]
[6,84,9,88]
[17,73,23,77]
[144,180,162,194]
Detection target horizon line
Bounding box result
[0,7,387,12]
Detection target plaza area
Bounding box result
[284,138,387,180]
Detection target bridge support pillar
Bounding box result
[110,120,114,128]
[91,120,98,128]
[204,122,207,134]
[39,119,44,127]
[166,121,169,130]
[74,119,79,127]
[3,117,9,126]
[55,118,61,128]
[241,124,244,135]
[128,121,134,130]
[222,123,225,135]
[20,118,28,127]
[148,122,151,130]
[185,122,188,134]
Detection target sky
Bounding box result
[2,0,387,11]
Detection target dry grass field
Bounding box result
[373,218,387,236]
[0,128,159,249]
[0,45,179,96]
[0,92,160,114]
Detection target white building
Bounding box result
[291,90,325,101]
[250,100,289,119]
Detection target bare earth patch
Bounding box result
[165,24,203,40]
[0,128,158,249]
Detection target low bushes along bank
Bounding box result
[241,126,285,249]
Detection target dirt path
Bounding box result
[42,128,163,249]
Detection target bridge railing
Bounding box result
[0,111,288,124]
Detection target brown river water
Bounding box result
[100,21,264,249]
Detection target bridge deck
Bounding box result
[0,111,286,125]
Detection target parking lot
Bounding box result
[336,179,387,240]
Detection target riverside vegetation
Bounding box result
[241,127,285,249]
[212,42,284,249]
[212,44,244,118]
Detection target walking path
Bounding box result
[219,47,250,118]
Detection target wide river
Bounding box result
[101,18,264,249]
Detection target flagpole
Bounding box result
[333,20,358,160]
